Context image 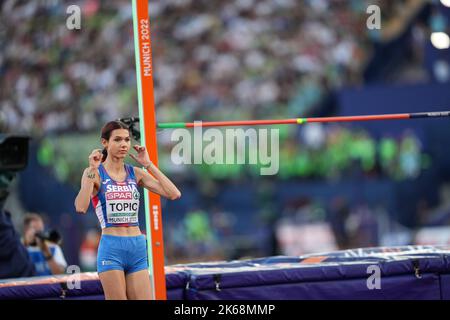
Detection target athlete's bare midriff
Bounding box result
[102,226,142,237]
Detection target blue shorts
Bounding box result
[97,234,148,275]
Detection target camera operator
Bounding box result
[22,213,67,276]
[0,134,36,279]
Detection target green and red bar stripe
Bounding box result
[157,111,450,129]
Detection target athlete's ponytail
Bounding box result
[100,120,130,162]
[101,148,108,162]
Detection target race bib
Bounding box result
[105,184,140,224]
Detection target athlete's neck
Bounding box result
[103,157,125,175]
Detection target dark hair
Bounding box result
[101,121,130,162]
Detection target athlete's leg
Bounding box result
[97,235,127,299]
[124,235,152,300]
[125,269,152,300]
[99,270,127,300]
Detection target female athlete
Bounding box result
[74,120,181,299]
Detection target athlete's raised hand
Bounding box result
[88,149,102,169]
[129,145,152,168]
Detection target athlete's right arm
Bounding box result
[74,149,102,214]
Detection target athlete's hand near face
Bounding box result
[89,149,102,169]
[129,145,152,168]
[131,144,181,200]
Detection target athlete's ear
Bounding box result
[101,138,108,148]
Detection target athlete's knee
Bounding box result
[105,290,127,300]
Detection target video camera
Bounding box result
[35,230,63,246]
[0,134,30,208]
[0,134,30,172]
[117,117,141,141]
[0,134,35,279]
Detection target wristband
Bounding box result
[144,163,153,170]
[44,253,53,261]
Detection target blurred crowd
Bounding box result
[163,181,450,263]
[1,0,432,182]
[1,0,433,183]
[188,125,428,181]
[1,0,137,135]
[0,0,423,136]
[35,125,428,187]
[2,0,448,268]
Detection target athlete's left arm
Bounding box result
[134,165,181,200]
